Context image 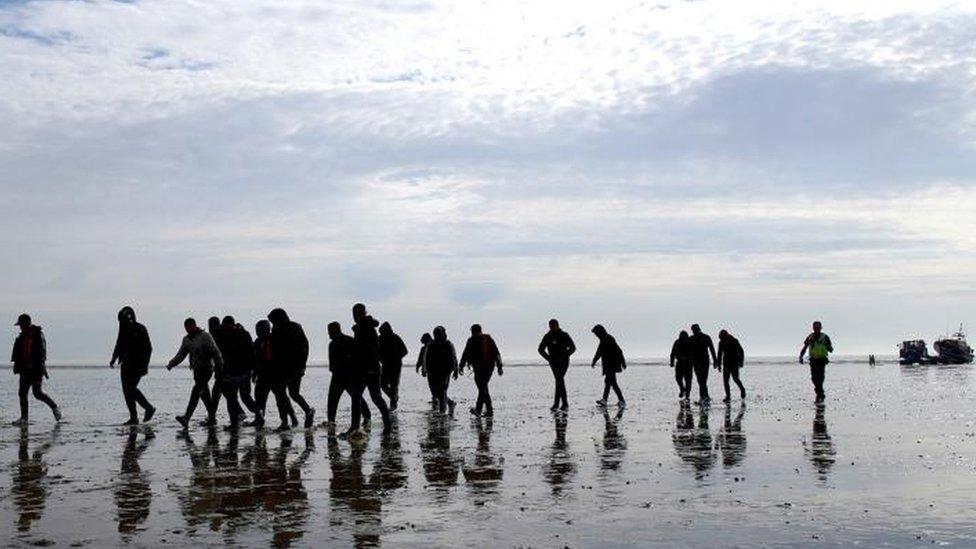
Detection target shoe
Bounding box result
[223,423,240,432]
[176,415,189,429]
[722,397,731,403]
[740,390,746,399]
[349,428,367,441]
[291,416,299,427]
[678,390,685,399]
[550,405,559,412]
[390,399,398,411]
[274,423,291,433]
[123,418,139,426]
[448,401,456,415]
[10,418,27,426]
[560,404,569,411]
[595,400,607,407]
[244,417,265,428]
[304,408,315,429]
[201,418,217,427]
[484,409,494,417]
[617,401,626,409]
[143,406,156,423]
[53,407,62,422]
[469,407,480,416]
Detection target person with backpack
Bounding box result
[110,306,155,425]
[716,329,746,403]
[378,322,409,411]
[459,324,504,417]
[799,321,834,403]
[591,324,626,408]
[267,308,314,428]
[424,325,459,414]
[11,313,61,425]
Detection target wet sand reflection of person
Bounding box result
[12,425,60,532]
[114,426,155,537]
[462,416,505,494]
[327,437,380,548]
[672,401,715,481]
[717,404,746,469]
[599,407,627,472]
[420,409,461,493]
[806,406,836,482]
[369,428,408,493]
[543,413,576,497]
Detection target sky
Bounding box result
[1,0,975,362]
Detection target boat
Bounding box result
[933,325,974,365]
[899,340,937,365]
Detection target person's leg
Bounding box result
[811,360,826,400]
[287,375,313,415]
[602,374,611,401]
[238,379,259,415]
[694,362,710,401]
[681,367,693,399]
[345,382,365,431]
[389,364,402,410]
[18,374,30,420]
[327,375,344,424]
[674,367,685,397]
[722,366,732,401]
[254,381,270,415]
[366,375,391,427]
[222,378,244,425]
[427,373,439,408]
[482,372,493,415]
[30,376,59,414]
[271,382,294,427]
[549,364,560,409]
[731,366,745,398]
[555,363,569,408]
[121,373,139,422]
[611,373,624,403]
[209,376,223,418]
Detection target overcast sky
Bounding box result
[2,0,974,362]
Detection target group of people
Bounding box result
[9,307,837,429]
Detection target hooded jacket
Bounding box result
[538,329,576,366]
[216,324,254,377]
[353,315,381,376]
[167,329,224,372]
[717,336,745,369]
[328,333,356,378]
[11,325,47,376]
[378,329,408,370]
[271,320,309,377]
[424,333,458,378]
[112,318,152,376]
[593,334,626,375]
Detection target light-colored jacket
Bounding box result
[167,330,224,371]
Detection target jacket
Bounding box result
[459,334,502,373]
[112,322,152,376]
[538,330,576,365]
[11,325,47,376]
[167,329,224,372]
[352,316,381,375]
[593,335,626,375]
[271,321,309,376]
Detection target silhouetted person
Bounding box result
[11,313,61,425]
[326,321,371,432]
[349,303,391,433]
[717,329,746,403]
[459,324,504,417]
[670,330,693,400]
[424,325,459,414]
[167,317,223,428]
[416,333,437,407]
[378,321,408,411]
[591,324,626,408]
[217,316,262,428]
[539,318,576,411]
[799,321,834,403]
[110,307,156,425]
[249,320,296,429]
[268,308,314,428]
[206,316,226,423]
[688,324,717,403]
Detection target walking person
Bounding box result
[267,308,314,428]
[378,322,408,411]
[248,320,295,431]
[424,326,459,414]
[166,318,223,428]
[670,330,693,400]
[216,316,262,428]
[717,329,746,403]
[459,324,503,417]
[416,333,436,408]
[591,324,626,408]
[351,303,391,430]
[799,321,834,403]
[538,319,576,412]
[110,306,155,425]
[10,314,61,425]
[326,321,371,433]
[688,324,718,404]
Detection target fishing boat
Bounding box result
[933,325,974,365]
[898,340,937,365]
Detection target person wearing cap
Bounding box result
[591,324,626,408]
[11,313,62,425]
[110,306,155,425]
[716,329,746,403]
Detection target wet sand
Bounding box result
[1,361,974,547]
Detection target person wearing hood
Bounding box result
[11,313,61,425]
[538,319,576,412]
[327,321,372,430]
[459,324,503,417]
[378,321,408,411]
[216,316,262,428]
[348,303,391,433]
[717,329,746,403]
[416,333,437,408]
[424,325,459,414]
[267,308,314,428]
[670,331,693,400]
[249,319,296,430]
[110,306,155,425]
[591,324,626,408]
[167,317,223,428]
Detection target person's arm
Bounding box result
[167,338,189,370]
[458,339,471,373]
[144,326,153,364]
[591,342,602,368]
[538,336,550,362]
[670,342,677,368]
[416,347,424,373]
[799,335,809,363]
[716,341,725,371]
[328,342,338,372]
[617,342,627,370]
[449,342,459,378]
[299,326,310,366]
[110,328,122,367]
[38,331,47,368]
[207,334,225,371]
[491,338,503,375]
[397,335,408,359]
[737,341,745,367]
[825,335,833,353]
[708,337,717,364]
[566,334,577,357]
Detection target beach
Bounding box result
[1,360,975,547]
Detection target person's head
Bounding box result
[379,321,392,335]
[15,313,31,333]
[433,325,447,342]
[184,318,198,334]
[470,324,482,336]
[592,324,607,338]
[221,315,235,329]
[327,321,342,340]
[421,333,432,345]
[117,306,136,324]
[255,320,271,338]
[718,329,729,340]
[352,303,367,322]
[679,330,689,340]
[691,323,701,335]
[267,308,289,325]
[549,318,560,331]
[812,321,822,333]
[208,316,220,332]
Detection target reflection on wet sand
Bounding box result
[174,429,311,546]
[115,426,154,537]
[327,436,381,548]
[462,416,504,493]
[420,410,461,492]
[673,402,715,480]
[717,404,746,469]
[599,408,627,472]
[543,412,576,496]
[806,405,836,482]
[11,425,60,533]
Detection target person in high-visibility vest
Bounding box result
[799,321,834,403]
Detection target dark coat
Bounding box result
[538,329,576,366]
[352,316,381,376]
[459,334,501,373]
[328,333,356,378]
[271,321,309,377]
[378,332,408,370]
[112,322,152,377]
[12,325,47,377]
[594,335,626,375]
